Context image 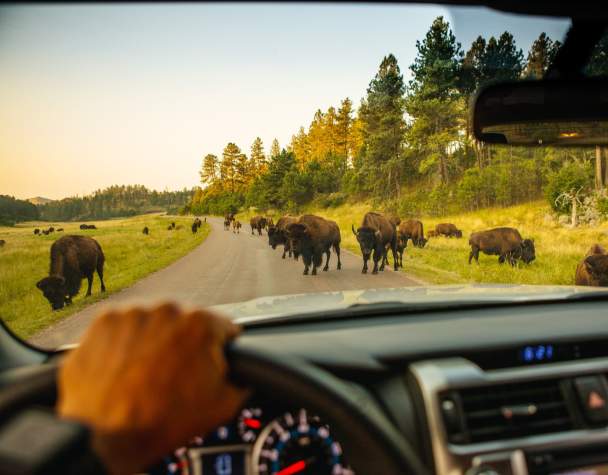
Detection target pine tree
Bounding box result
[250,137,266,175]
[409,16,462,101]
[220,143,241,192]
[359,54,407,196]
[459,36,486,95]
[479,32,523,83]
[524,33,560,79]
[336,98,353,164]
[407,17,463,184]
[199,154,219,185]
[270,138,281,158]
[290,126,311,165]
[586,31,608,76]
[235,152,250,188]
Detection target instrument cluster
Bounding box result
[148,403,355,475]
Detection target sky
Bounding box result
[0,4,570,200]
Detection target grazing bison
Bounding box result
[48,227,55,233]
[435,223,462,238]
[0,240,5,247]
[468,227,535,266]
[575,244,608,286]
[250,216,267,236]
[36,235,106,310]
[56,228,64,232]
[42,230,50,235]
[399,220,427,248]
[287,215,341,275]
[167,225,173,231]
[142,226,149,235]
[268,215,298,259]
[352,212,398,274]
[34,229,40,235]
[79,224,97,230]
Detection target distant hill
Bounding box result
[28,196,54,205]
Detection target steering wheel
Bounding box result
[0,341,428,475]
[228,339,429,475]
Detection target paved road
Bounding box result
[31,217,422,348]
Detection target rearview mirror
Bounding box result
[472,79,608,146]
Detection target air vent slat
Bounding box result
[444,379,573,444]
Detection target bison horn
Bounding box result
[352,224,357,236]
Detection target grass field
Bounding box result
[0,215,209,339]
[291,201,608,286]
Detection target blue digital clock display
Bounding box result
[521,344,554,363]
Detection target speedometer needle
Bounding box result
[275,460,306,475]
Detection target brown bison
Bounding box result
[268,216,298,259]
[56,228,64,232]
[79,224,97,230]
[395,220,427,268]
[389,216,401,227]
[232,220,242,234]
[575,244,608,286]
[191,221,199,234]
[34,228,40,235]
[143,226,149,235]
[0,239,5,247]
[250,216,267,236]
[36,235,106,310]
[352,212,398,274]
[435,223,462,238]
[287,215,341,275]
[468,227,535,266]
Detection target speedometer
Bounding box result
[253,409,353,475]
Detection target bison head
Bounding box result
[416,237,428,248]
[521,238,536,264]
[353,225,381,257]
[454,230,463,238]
[36,276,67,310]
[267,226,281,248]
[584,255,608,286]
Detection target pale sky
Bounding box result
[0,4,569,200]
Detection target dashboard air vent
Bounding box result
[444,379,573,443]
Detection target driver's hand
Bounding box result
[57,303,248,475]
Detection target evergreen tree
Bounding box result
[200,154,219,185]
[359,54,407,196]
[290,126,311,165]
[459,36,486,95]
[220,143,241,192]
[250,137,266,175]
[479,32,523,83]
[524,32,561,79]
[409,16,462,101]
[270,138,281,158]
[586,31,608,76]
[235,152,250,188]
[336,98,353,163]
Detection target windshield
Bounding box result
[1,3,606,348]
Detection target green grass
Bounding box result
[306,201,608,286]
[0,215,209,339]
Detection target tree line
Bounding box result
[0,195,39,226]
[188,17,608,217]
[38,185,194,222]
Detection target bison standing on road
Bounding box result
[250,216,267,236]
[287,215,341,275]
[232,220,242,234]
[575,244,608,286]
[352,212,398,274]
[468,227,535,266]
[36,235,106,310]
[268,216,298,259]
[435,223,462,238]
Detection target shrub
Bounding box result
[544,161,593,214]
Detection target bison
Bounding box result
[394,219,426,268]
[468,227,535,266]
[575,244,608,286]
[143,226,149,235]
[191,222,198,234]
[0,240,5,247]
[34,229,40,235]
[36,235,106,310]
[435,223,462,238]
[427,230,438,238]
[56,228,64,232]
[79,224,97,230]
[232,220,242,234]
[268,216,298,259]
[389,216,401,227]
[287,215,341,275]
[352,212,398,274]
[42,230,50,235]
[224,218,231,231]
[250,216,267,236]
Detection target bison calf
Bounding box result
[575,244,608,286]
[469,227,535,266]
[435,223,462,238]
[36,235,106,310]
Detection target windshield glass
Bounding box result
[2,4,606,348]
